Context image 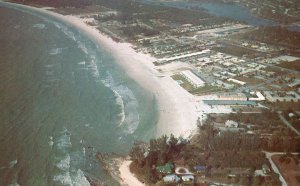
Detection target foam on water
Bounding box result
[53,22,77,41]
[82,147,86,156]
[33,23,46,29]
[49,48,63,55]
[101,72,140,134]
[8,160,18,168]
[52,129,91,186]
[49,136,54,146]
[72,169,90,186]
[86,59,100,79]
[56,155,71,171]
[78,61,86,65]
[112,89,125,125]
[55,129,72,151]
[53,172,73,186]
[78,41,88,55]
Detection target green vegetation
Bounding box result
[129,135,188,183]
[129,110,300,185]
[156,163,174,174]
[191,85,223,95]
[172,74,194,91]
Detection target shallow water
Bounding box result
[0,4,157,185]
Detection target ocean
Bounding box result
[0,3,157,185]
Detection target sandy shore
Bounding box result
[0,2,233,185]
[2,2,199,138]
[60,15,199,138]
[119,160,145,186]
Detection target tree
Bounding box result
[129,141,146,166]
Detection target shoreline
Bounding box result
[119,160,145,186]
[0,2,199,185]
[1,1,199,138]
[59,15,200,138]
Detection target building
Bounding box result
[227,78,246,85]
[180,70,205,88]
[248,91,266,101]
[182,175,194,183]
[194,165,206,173]
[217,93,248,101]
[203,100,256,106]
[163,174,180,183]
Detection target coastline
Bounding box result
[0,1,199,185]
[2,1,199,138]
[119,160,145,186]
[59,15,199,138]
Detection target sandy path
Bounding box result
[119,161,145,186]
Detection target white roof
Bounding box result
[181,70,205,87]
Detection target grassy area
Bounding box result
[172,74,222,95]
[172,74,194,91]
[191,85,223,95]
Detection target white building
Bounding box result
[217,93,248,101]
[180,70,205,88]
[163,174,180,183]
[182,175,194,182]
[227,78,246,85]
[249,91,266,101]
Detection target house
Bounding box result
[156,163,174,174]
[194,165,206,173]
[182,175,194,182]
[163,174,180,183]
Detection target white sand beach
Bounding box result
[59,15,199,138]
[0,2,229,185]
[6,3,199,138]
[119,160,145,186]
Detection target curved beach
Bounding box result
[61,15,199,138]
[3,2,199,138]
[1,2,199,185]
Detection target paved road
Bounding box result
[264,152,300,186]
[278,112,300,136]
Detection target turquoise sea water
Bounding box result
[0,3,157,185]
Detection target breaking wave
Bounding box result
[102,72,140,134]
[52,129,90,186]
